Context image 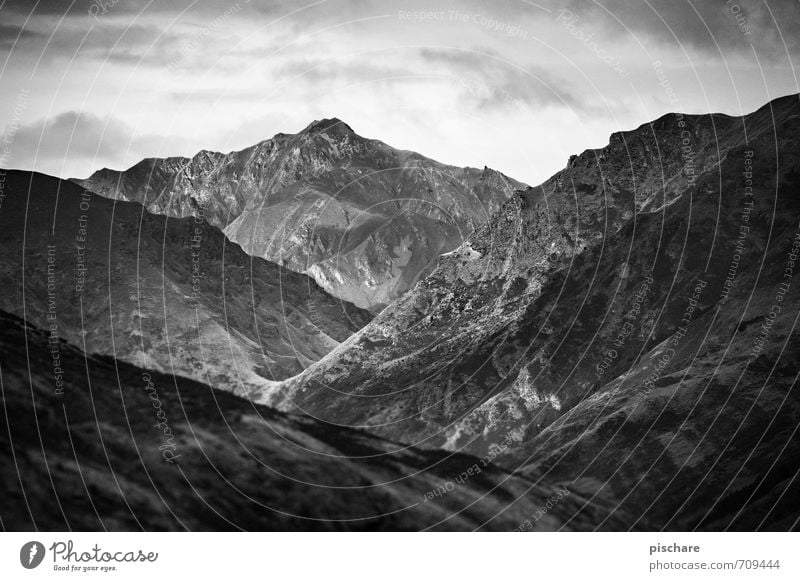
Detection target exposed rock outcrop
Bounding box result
[75,119,524,310]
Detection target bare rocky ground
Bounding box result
[0,310,626,531]
[0,170,371,398]
[276,94,800,530]
[2,95,798,530]
[75,119,523,311]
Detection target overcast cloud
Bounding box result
[1,0,798,183]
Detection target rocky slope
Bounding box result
[74,119,524,310]
[0,310,629,531]
[0,170,371,398]
[273,94,800,530]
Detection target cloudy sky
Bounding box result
[1,0,799,184]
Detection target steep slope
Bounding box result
[273,94,800,530]
[0,170,371,398]
[74,119,524,310]
[0,310,629,531]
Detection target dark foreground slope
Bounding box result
[0,170,370,398]
[0,311,627,531]
[275,94,800,530]
[75,119,524,310]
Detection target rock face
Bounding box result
[0,310,630,531]
[74,119,524,311]
[274,94,800,529]
[0,170,371,398]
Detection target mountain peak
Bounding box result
[301,117,354,136]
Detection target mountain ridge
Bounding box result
[0,169,371,398]
[0,307,631,531]
[73,118,526,310]
[266,93,800,529]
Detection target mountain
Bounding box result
[74,119,525,310]
[0,170,371,398]
[271,94,800,530]
[0,309,630,531]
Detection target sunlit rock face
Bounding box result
[75,119,524,311]
[273,95,800,530]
